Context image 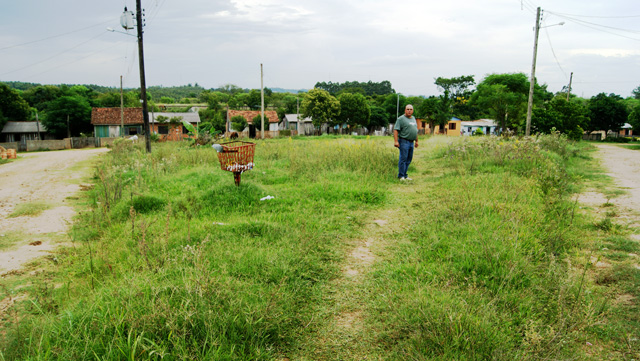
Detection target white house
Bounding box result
[460,119,498,136]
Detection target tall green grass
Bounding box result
[1,134,630,360]
[1,136,395,360]
[367,133,606,360]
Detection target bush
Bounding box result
[473,128,484,136]
[231,115,247,132]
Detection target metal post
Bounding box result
[525,7,541,137]
[120,75,124,137]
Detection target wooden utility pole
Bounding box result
[260,63,265,140]
[566,72,573,101]
[525,7,541,137]
[120,75,124,137]
[136,0,151,152]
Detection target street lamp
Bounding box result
[525,7,564,136]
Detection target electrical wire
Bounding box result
[542,24,567,79]
[0,20,113,52]
[0,31,112,77]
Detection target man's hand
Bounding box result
[414,140,419,148]
[394,141,399,148]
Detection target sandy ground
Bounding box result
[578,144,640,230]
[0,148,109,274]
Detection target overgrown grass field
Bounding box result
[1,134,638,360]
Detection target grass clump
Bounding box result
[8,202,52,218]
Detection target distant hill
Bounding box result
[270,87,309,94]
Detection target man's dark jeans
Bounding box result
[397,138,414,179]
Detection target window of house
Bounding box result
[127,127,138,135]
[182,125,189,134]
[158,125,169,135]
[449,123,456,130]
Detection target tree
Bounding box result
[588,93,628,131]
[532,96,589,140]
[0,83,31,130]
[629,103,640,132]
[434,75,476,119]
[418,96,449,133]
[300,88,340,129]
[337,92,370,129]
[632,85,640,100]
[369,105,389,130]
[21,85,62,111]
[230,115,247,132]
[42,95,92,138]
[470,83,524,132]
[252,114,263,131]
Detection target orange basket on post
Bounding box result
[215,141,256,186]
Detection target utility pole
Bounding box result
[135,0,151,152]
[260,63,265,140]
[525,7,541,136]
[120,75,124,137]
[566,72,573,101]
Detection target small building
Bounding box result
[446,119,462,136]
[227,110,279,137]
[619,123,633,137]
[92,108,144,137]
[460,119,498,136]
[92,108,200,141]
[281,114,314,135]
[1,121,53,142]
[149,111,201,141]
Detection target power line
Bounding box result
[1,31,112,77]
[0,20,113,52]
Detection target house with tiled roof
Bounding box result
[91,108,144,138]
[227,110,280,134]
[91,108,200,141]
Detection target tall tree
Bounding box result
[470,83,524,132]
[337,93,370,129]
[0,83,31,130]
[300,88,340,129]
[629,103,640,132]
[42,95,92,138]
[588,93,628,131]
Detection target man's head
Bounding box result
[404,105,414,117]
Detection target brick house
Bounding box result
[91,108,200,141]
[227,110,280,136]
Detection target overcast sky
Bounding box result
[1,0,638,98]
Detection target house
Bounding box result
[281,114,314,135]
[460,119,498,136]
[446,119,462,136]
[618,123,634,137]
[149,111,201,141]
[1,121,53,143]
[91,108,200,141]
[227,110,279,137]
[91,108,143,138]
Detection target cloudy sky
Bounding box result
[1,0,638,98]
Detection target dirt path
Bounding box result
[579,144,640,229]
[0,148,109,274]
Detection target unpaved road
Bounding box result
[579,144,640,230]
[0,148,109,273]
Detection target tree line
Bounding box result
[1,76,639,140]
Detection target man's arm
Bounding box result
[414,135,418,148]
[393,129,399,148]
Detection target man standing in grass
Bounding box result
[393,104,419,180]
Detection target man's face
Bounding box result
[405,106,414,117]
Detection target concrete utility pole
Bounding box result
[567,72,573,101]
[135,0,151,152]
[120,75,124,136]
[260,63,265,140]
[525,6,541,137]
